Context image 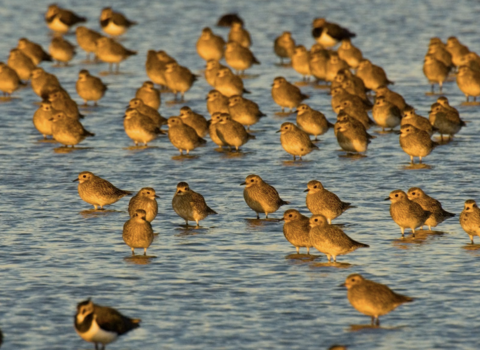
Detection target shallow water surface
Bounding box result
[0,0,480,349]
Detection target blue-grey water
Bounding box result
[1,0,480,349]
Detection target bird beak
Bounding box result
[303,189,309,192]
[125,104,130,108]
[293,109,298,113]
[205,96,209,100]
[72,178,79,182]
[240,182,246,186]
[394,131,401,135]
[154,195,159,198]
[384,197,390,200]
[338,283,346,287]
[271,83,274,87]
[278,217,285,221]
[275,129,281,133]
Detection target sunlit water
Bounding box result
[1,0,480,349]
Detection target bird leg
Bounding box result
[265,212,269,219]
[307,247,310,255]
[419,156,423,164]
[412,228,416,238]
[410,155,414,164]
[401,227,404,237]
[131,247,135,256]
[293,155,296,161]
[256,213,259,219]
[195,220,200,228]
[376,318,380,326]
[431,84,434,94]
[371,316,375,326]
[296,247,299,254]
[144,248,147,256]
[185,220,189,226]
[471,236,474,244]
[439,82,443,93]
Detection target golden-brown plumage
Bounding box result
[282,209,312,254]
[123,209,154,255]
[172,182,217,227]
[343,274,413,326]
[74,171,131,210]
[241,174,289,219]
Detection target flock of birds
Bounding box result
[1,3,480,350]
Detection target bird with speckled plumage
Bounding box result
[407,187,455,230]
[282,209,313,254]
[172,182,217,227]
[342,274,413,326]
[128,188,159,223]
[277,122,319,160]
[399,124,438,164]
[460,200,480,244]
[74,171,131,210]
[241,174,289,219]
[309,215,368,262]
[386,189,430,237]
[305,180,354,224]
[123,209,154,255]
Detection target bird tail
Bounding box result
[85,130,95,137]
[207,206,218,215]
[198,137,207,145]
[355,241,369,248]
[126,49,137,56]
[344,203,356,210]
[460,119,467,127]
[387,79,395,85]
[243,88,251,94]
[399,295,414,303]
[444,210,456,218]
[280,199,290,206]
[327,120,335,128]
[43,52,53,62]
[123,190,133,196]
[247,133,256,140]
[301,93,310,100]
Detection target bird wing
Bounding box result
[325,23,356,41]
[94,305,140,335]
[112,13,137,27]
[60,9,86,26]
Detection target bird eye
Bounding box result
[147,192,150,194]
[315,219,318,222]
[313,186,317,189]
[467,207,470,210]
[289,214,292,217]
[395,194,398,197]
[250,179,254,182]
[83,175,86,178]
